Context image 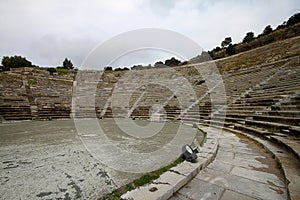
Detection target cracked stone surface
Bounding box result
[170,131,287,200]
[0,119,197,199]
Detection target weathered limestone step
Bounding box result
[221,127,300,200]
[270,135,300,161]
[171,130,287,200]
[227,123,270,137]
[253,115,300,125]
[72,70,103,118]
[244,119,299,136]
[121,127,220,200]
[215,112,300,124]
[213,114,300,129]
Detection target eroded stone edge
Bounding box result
[121,131,220,200]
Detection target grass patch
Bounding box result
[268,129,277,134]
[133,174,159,187]
[101,127,207,199]
[275,158,282,170]
[100,157,184,200]
[272,154,275,159]
[125,184,134,191]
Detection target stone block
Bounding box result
[121,183,173,200]
[172,178,225,200]
[170,161,200,179]
[153,171,188,193]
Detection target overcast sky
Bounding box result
[0,0,299,69]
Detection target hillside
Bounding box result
[210,22,300,60]
[213,35,300,72]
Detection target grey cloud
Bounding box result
[29,35,96,67]
[0,0,299,68]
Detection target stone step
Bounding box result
[270,135,300,162]
[213,113,300,126]
[271,105,300,111]
[253,115,300,126]
[244,120,299,136]
[1,115,33,120]
[221,126,300,200]
[258,111,300,118]
[232,124,272,137]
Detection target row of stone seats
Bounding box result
[167,56,300,172]
[214,60,299,123]
[223,61,283,103]
[204,57,300,164]
[0,105,32,120]
[183,56,300,200]
[0,72,32,120]
[176,60,286,125]
[104,67,207,119]
[0,68,74,120]
[28,74,73,120]
[106,64,224,120]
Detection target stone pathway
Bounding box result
[170,131,287,200]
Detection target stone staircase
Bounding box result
[0,67,74,120]
[202,57,300,200]
[0,72,32,120]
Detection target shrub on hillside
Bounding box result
[164,57,181,67]
[221,37,232,48]
[226,44,236,56]
[243,32,255,43]
[47,67,57,75]
[1,55,32,70]
[114,67,129,71]
[286,13,300,26]
[104,66,113,71]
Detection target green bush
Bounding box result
[1,55,32,70]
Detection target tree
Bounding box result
[276,21,287,30]
[114,67,129,71]
[221,37,232,48]
[215,47,221,51]
[180,61,189,65]
[154,61,166,68]
[104,66,113,71]
[262,25,273,35]
[47,67,57,75]
[286,12,300,26]
[131,65,143,70]
[243,32,255,43]
[226,44,236,56]
[62,58,74,69]
[2,56,10,68]
[1,55,32,70]
[164,57,181,66]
